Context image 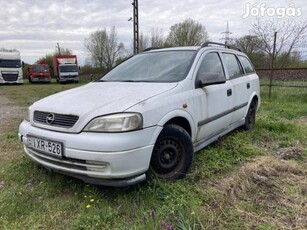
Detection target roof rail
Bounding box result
[142,47,161,52]
[201,42,241,52]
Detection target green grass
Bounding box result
[0,81,306,229]
[0,80,86,107]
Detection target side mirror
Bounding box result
[196,73,226,88]
[22,61,25,68]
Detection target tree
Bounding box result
[166,18,209,46]
[85,27,124,70]
[134,29,166,52]
[229,35,264,55]
[150,28,166,47]
[251,18,307,67]
[229,35,267,68]
[138,33,149,52]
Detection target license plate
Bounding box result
[27,135,63,158]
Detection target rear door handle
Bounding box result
[227,89,232,96]
[247,83,250,89]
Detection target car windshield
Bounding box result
[59,65,78,72]
[32,65,49,72]
[101,50,195,82]
[0,59,21,68]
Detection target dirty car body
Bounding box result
[19,43,260,187]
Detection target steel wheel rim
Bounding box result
[151,137,185,178]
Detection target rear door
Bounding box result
[221,52,251,124]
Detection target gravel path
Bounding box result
[0,95,27,132]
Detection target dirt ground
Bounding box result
[0,95,27,132]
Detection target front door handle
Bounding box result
[227,89,232,96]
[247,83,250,89]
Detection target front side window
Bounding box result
[102,50,196,82]
[238,55,255,74]
[196,52,225,81]
[222,53,244,79]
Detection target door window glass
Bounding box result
[238,55,255,74]
[222,53,244,79]
[196,52,225,82]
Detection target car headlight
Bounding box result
[25,106,32,122]
[83,113,143,132]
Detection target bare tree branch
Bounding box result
[84,27,125,70]
[251,18,307,67]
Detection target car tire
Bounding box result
[149,124,193,180]
[243,100,256,131]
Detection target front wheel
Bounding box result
[243,100,257,131]
[149,124,193,180]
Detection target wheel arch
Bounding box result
[245,93,260,116]
[155,110,196,142]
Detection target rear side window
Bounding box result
[238,55,255,74]
[222,53,244,79]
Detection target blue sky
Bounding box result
[0,0,305,65]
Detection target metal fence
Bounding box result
[257,68,307,99]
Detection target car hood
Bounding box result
[31,82,177,131]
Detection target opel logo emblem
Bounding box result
[46,113,55,124]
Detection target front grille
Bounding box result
[2,73,18,81]
[34,111,79,128]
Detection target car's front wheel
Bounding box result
[149,124,193,180]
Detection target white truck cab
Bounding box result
[19,42,260,187]
[0,51,23,84]
[53,55,79,83]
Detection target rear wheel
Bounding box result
[149,124,193,180]
[243,100,256,130]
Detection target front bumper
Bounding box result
[0,76,23,84]
[59,76,79,82]
[19,120,162,186]
[30,77,51,83]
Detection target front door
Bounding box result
[195,52,234,143]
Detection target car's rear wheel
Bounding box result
[149,124,193,180]
[243,100,256,131]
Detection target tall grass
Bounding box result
[0,82,306,229]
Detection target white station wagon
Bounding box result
[19,42,260,187]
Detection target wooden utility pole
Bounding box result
[269,32,277,99]
[132,0,139,54]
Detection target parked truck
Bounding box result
[0,51,23,84]
[27,63,51,83]
[53,55,79,83]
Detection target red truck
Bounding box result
[27,63,51,83]
[53,55,79,83]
